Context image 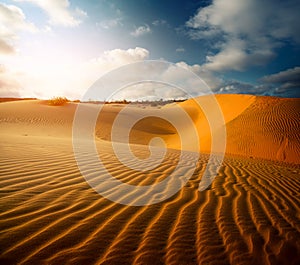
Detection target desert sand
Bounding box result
[0,95,299,264]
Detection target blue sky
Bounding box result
[0,0,299,99]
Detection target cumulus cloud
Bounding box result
[92,47,149,67]
[0,47,150,99]
[14,0,87,27]
[88,59,220,101]
[260,67,300,97]
[205,39,275,72]
[49,47,150,98]
[103,60,224,101]
[261,67,300,84]
[4,42,297,100]
[0,3,36,54]
[217,81,259,95]
[1,45,222,100]
[79,63,300,99]
[173,61,222,91]
[186,0,300,72]
[131,24,151,37]
[214,67,300,98]
[68,47,149,98]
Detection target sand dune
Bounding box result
[219,96,300,164]
[0,95,299,264]
[1,94,298,162]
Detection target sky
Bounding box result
[0,0,299,100]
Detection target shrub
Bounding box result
[47,97,69,106]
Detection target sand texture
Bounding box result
[0,95,299,264]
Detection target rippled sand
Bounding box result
[0,95,299,264]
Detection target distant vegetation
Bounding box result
[81,98,188,106]
[47,97,69,106]
[107,99,187,104]
[0,97,187,106]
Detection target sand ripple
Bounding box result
[1,137,299,265]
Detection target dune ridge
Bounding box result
[0,94,299,264]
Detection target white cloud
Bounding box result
[0,46,225,100]
[186,0,300,72]
[14,0,87,27]
[88,60,220,101]
[261,67,300,84]
[176,48,185,53]
[152,20,167,26]
[214,67,300,97]
[131,25,151,37]
[110,82,187,102]
[0,39,15,54]
[106,60,221,101]
[0,3,36,54]
[260,67,300,96]
[204,39,275,71]
[173,61,222,91]
[93,47,149,66]
[97,18,122,29]
[0,65,22,97]
[217,81,257,94]
[0,47,150,99]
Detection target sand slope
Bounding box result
[177,94,299,164]
[0,95,300,264]
[215,95,299,164]
[0,95,298,163]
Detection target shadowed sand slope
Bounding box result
[0,95,300,264]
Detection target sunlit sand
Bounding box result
[0,95,299,264]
